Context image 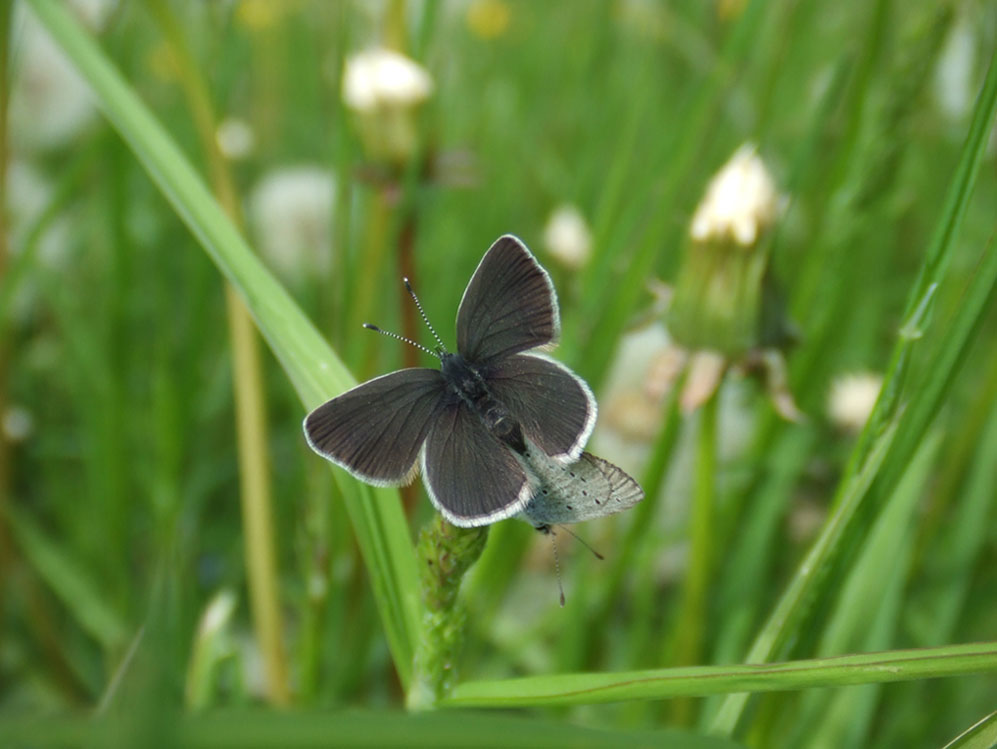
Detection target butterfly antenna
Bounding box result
[362,323,440,359]
[549,531,566,607]
[557,525,605,561]
[403,278,448,354]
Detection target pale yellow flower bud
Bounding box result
[827,372,883,433]
[342,48,434,165]
[342,48,433,113]
[690,143,781,247]
[542,204,593,270]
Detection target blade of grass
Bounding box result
[0,710,746,749]
[942,710,997,749]
[781,432,940,748]
[445,641,997,707]
[7,507,128,650]
[25,0,419,685]
[145,0,290,705]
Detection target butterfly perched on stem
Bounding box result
[304,235,643,528]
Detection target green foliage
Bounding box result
[3,0,996,746]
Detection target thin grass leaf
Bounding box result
[445,642,997,707]
[942,710,997,749]
[782,433,941,748]
[24,0,419,684]
[7,507,128,651]
[0,710,745,749]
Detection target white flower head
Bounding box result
[7,159,74,301]
[827,372,883,434]
[933,12,976,123]
[3,406,35,443]
[249,167,336,283]
[690,143,782,247]
[10,7,98,152]
[542,204,592,270]
[216,117,255,160]
[342,48,433,113]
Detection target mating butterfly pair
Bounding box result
[304,235,643,528]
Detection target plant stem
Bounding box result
[145,0,289,706]
[406,516,488,710]
[668,387,718,724]
[0,0,12,638]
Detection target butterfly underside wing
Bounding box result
[516,443,645,527]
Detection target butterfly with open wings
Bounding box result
[303,235,643,529]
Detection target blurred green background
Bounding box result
[2,0,996,746]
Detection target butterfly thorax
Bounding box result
[440,352,526,453]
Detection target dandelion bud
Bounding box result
[216,117,255,160]
[690,144,780,247]
[668,144,799,418]
[3,406,34,443]
[542,204,593,270]
[670,143,783,358]
[342,48,434,166]
[827,372,883,434]
[249,167,336,284]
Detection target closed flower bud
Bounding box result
[342,48,434,166]
[668,144,799,418]
[827,372,883,434]
[542,204,592,270]
[10,7,98,152]
[249,167,336,284]
[670,144,784,358]
[216,117,255,160]
[690,143,781,247]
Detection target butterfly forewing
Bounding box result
[485,353,596,462]
[456,235,560,363]
[304,368,446,486]
[422,401,533,526]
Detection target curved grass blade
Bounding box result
[942,710,997,749]
[445,642,997,708]
[24,0,419,684]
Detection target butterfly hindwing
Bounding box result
[517,447,644,527]
[422,400,533,526]
[456,235,560,363]
[484,352,596,462]
[303,368,447,486]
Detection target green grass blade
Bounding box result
[0,710,746,749]
[707,413,901,732]
[7,507,128,650]
[942,711,997,749]
[24,0,419,684]
[781,433,941,748]
[445,642,997,707]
